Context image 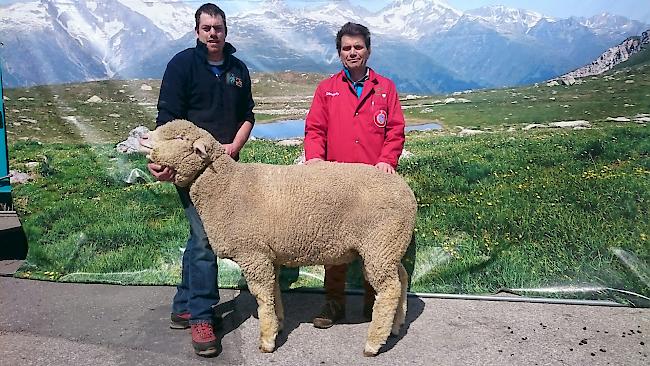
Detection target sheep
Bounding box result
[139,119,417,356]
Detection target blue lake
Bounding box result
[251,119,442,140]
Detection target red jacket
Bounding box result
[304,68,405,168]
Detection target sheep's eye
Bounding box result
[174,135,185,140]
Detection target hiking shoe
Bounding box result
[191,323,218,357]
[170,312,223,330]
[170,312,191,329]
[312,300,345,329]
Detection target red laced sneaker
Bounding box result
[191,323,218,356]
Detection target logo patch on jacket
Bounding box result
[227,73,243,88]
[325,91,340,97]
[374,110,387,128]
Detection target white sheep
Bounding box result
[139,119,417,356]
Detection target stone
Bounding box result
[606,117,631,122]
[522,124,548,130]
[458,128,486,137]
[9,170,32,184]
[276,139,303,147]
[560,76,576,85]
[116,126,152,154]
[400,149,414,160]
[548,120,591,129]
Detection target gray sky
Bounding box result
[1,0,649,22]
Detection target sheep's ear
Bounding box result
[193,139,210,160]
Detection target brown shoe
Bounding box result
[312,300,345,329]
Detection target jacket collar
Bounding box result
[339,67,379,102]
[195,40,236,67]
[339,67,378,84]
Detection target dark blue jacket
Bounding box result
[156,40,255,144]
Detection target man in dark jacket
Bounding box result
[147,3,255,357]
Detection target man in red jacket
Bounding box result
[304,22,406,329]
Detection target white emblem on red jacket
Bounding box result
[374,110,387,128]
[325,91,340,97]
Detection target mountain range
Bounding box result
[1,0,648,93]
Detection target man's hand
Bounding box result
[375,162,396,174]
[223,121,254,158]
[222,143,241,158]
[147,163,176,182]
[305,158,324,165]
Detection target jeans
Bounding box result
[171,186,219,324]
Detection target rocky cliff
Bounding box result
[561,29,650,79]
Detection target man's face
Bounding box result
[196,13,226,58]
[339,34,370,72]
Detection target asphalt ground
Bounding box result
[0,276,648,366]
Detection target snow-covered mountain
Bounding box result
[0,0,648,93]
[464,6,544,35]
[582,12,645,37]
[364,0,461,39]
[116,0,194,39]
[0,0,189,85]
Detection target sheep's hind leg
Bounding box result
[391,264,408,336]
[274,265,285,332]
[240,259,279,353]
[363,266,401,357]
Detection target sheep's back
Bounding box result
[193,160,417,265]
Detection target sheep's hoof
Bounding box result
[363,350,377,357]
[259,341,275,353]
[391,325,402,336]
[363,343,379,357]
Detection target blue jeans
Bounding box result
[171,186,219,324]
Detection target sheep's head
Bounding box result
[139,119,225,187]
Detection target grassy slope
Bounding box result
[5,60,649,303]
[3,71,324,145]
[401,61,650,129]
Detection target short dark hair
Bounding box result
[195,3,227,36]
[336,22,371,54]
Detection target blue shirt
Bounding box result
[208,60,224,76]
[343,67,369,98]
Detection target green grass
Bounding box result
[4,61,650,305]
[402,127,649,301]
[11,142,186,282]
[9,126,649,303]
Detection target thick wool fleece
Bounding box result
[146,119,417,355]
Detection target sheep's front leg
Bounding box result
[240,258,279,353]
[273,266,285,332]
